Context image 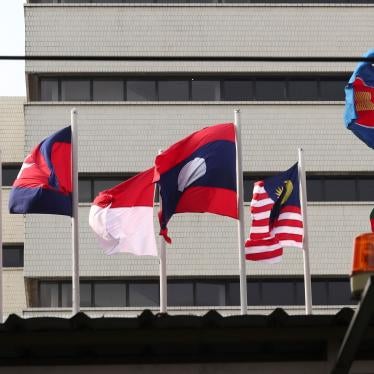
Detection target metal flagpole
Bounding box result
[298,147,313,315]
[158,149,167,314]
[0,150,3,323]
[71,109,80,315]
[234,109,248,315]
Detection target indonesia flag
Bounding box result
[89,168,157,256]
[245,163,303,263]
[153,123,237,243]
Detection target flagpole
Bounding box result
[298,147,313,315]
[158,149,167,314]
[0,150,3,323]
[71,109,80,315]
[234,109,248,315]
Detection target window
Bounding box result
[94,282,126,307]
[319,78,346,101]
[128,283,159,307]
[127,81,157,101]
[40,282,59,308]
[93,179,124,197]
[256,79,286,100]
[93,79,124,101]
[324,179,356,202]
[3,246,24,267]
[223,80,254,101]
[61,80,90,101]
[158,81,189,101]
[168,282,194,306]
[2,165,21,186]
[195,281,226,306]
[191,80,220,101]
[288,79,318,101]
[40,79,59,101]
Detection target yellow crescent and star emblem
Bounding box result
[275,180,294,205]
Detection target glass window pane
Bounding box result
[94,283,126,307]
[40,79,59,101]
[191,80,220,101]
[319,79,346,100]
[256,79,286,100]
[2,166,20,186]
[158,81,189,101]
[195,282,225,306]
[58,283,92,308]
[61,80,90,101]
[288,79,318,100]
[328,280,356,305]
[168,282,194,306]
[40,283,59,307]
[127,81,156,101]
[129,283,159,307]
[223,80,254,101]
[325,179,356,201]
[312,281,328,305]
[261,281,295,305]
[295,281,305,305]
[228,281,261,306]
[243,178,255,202]
[78,179,92,203]
[357,179,374,201]
[3,247,23,267]
[93,80,124,101]
[93,179,124,197]
[307,179,324,201]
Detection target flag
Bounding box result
[245,163,303,263]
[345,49,374,148]
[370,208,374,232]
[9,126,72,216]
[153,123,237,242]
[89,168,157,256]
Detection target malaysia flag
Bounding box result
[245,163,303,263]
[153,123,237,242]
[9,126,72,216]
[89,168,157,256]
[345,49,374,148]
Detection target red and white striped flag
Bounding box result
[245,163,303,263]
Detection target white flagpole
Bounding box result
[71,109,80,315]
[0,150,3,323]
[234,109,248,315]
[158,149,167,314]
[298,147,313,315]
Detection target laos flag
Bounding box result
[153,123,238,243]
[9,126,72,216]
[345,49,374,148]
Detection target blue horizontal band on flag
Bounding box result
[159,139,236,227]
[9,187,72,216]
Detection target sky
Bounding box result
[0,0,26,96]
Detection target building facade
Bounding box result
[5,1,374,317]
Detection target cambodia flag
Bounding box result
[9,126,72,216]
[154,123,237,242]
[345,49,374,148]
[245,163,303,263]
[89,168,157,256]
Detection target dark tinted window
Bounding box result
[312,281,328,305]
[159,81,189,101]
[262,281,296,305]
[94,283,126,307]
[40,282,59,308]
[319,79,346,101]
[81,283,92,307]
[129,283,159,307]
[256,79,285,100]
[3,246,24,267]
[191,80,220,101]
[288,79,318,100]
[2,166,21,186]
[328,281,355,305]
[93,179,124,197]
[325,179,356,201]
[195,281,225,306]
[61,80,90,101]
[306,178,324,201]
[40,79,59,101]
[127,81,156,101]
[79,179,92,203]
[168,282,194,306]
[223,80,254,101]
[357,179,374,201]
[93,80,124,101]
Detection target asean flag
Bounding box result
[89,168,157,256]
[153,123,238,242]
[345,49,374,148]
[9,126,72,216]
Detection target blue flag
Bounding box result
[345,49,374,148]
[9,126,72,216]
